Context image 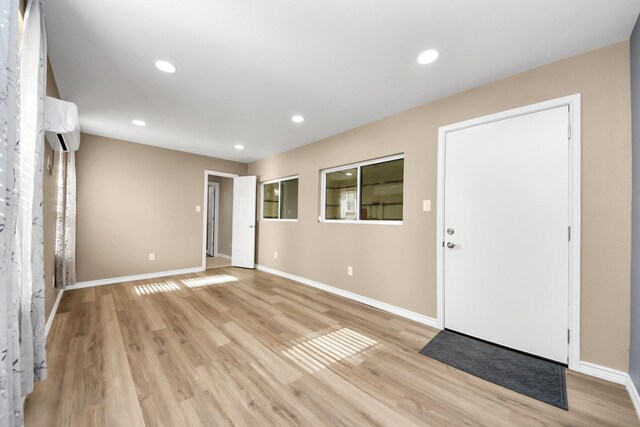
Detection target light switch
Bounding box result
[423,200,431,212]
[196,205,201,212]
[149,253,155,261]
[347,266,353,276]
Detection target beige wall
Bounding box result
[249,42,633,372]
[76,135,247,282]
[207,175,233,256]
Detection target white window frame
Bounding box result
[260,175,299,222]
[320,154,404,225]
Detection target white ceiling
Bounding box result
[44,0,640,163]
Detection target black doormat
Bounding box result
[419,330,568,410]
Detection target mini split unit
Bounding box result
[44,96,80,152]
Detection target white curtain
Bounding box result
[18,0,47,395]
[54,150,75,288]
[0,0,48,425]
[0,0,25,424]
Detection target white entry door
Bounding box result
[232,176,257,268]
[443,106,570,363]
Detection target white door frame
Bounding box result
[436,94,581,370]
[202,170,239,270]
[207,182,220,257]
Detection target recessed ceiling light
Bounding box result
[132,119,146,126]
[417,49,439,65]
[155,60,176,73]
[291,115,304,123]
[234,144,244,150]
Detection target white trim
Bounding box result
[628,376,640,421]
[44,288,64,337]
[202,170,239,270]
[436,94,582,370]
[321,220,403,225]
[217,253,232,260]
[579,361,628,384]
[259,175,299,221]
[579,362,640,421]
[68,267,203,290]
[320,153,404,224]
[256,264,438,328]
[261,174,299,185]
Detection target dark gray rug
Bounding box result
[419,330,568,410]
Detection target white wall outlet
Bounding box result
[274,251,278,259]
[423,200,432,212]
[149,253,155,261]
[196,205,201,212]
[347,266,353,276]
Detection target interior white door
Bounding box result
[232,176,257,268]
[444,106,570,363]
[206,184,215,256]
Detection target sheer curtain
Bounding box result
[18,0,47,395]
[54,150,75,288]
[0,0,48,425]
[0,0,26,424]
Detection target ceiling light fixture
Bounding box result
[132,119,146,126]
[345,172,353,176]
[291,115,304,123]
[417,49,439,65]
[234,144,244,150]
[155,60,176,73]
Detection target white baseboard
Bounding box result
[45,288,64,337]
[256,264,438,329]
[579,362,640,420]
[68,267,204,290]
[217,253,231,260]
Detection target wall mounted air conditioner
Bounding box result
[44,96,80,152]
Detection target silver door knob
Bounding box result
[446,242,457,249]
[249,225,254,228]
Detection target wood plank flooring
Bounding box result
[25,268,639,426]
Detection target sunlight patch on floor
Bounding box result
[282,327,379,373]
[181,274,238,288]
[134,281,180,295]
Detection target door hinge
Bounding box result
[442,241,445,247]
[568,226,571,241]
[568,329,571,343]
[568,124,572,140]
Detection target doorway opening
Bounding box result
[202,170,237,270]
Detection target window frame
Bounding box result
[320,154,404,225]
[260,175,299,222]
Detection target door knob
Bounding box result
[446,242,458,249]
[249,225,254,228]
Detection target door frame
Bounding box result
[202,170,239,270]
[436,94,581,370]
[206,182,220,257]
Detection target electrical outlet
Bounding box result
[347,266,353,276]
[196,205,201,212]
[423,200,431,212]
[274,251,278,259]
[149,253,155,261]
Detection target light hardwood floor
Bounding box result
[25,268,638,426]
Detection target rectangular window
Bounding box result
[321,155,404,224]
[261,176,299,221]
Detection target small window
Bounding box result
[321,155,404,223]
[261,176,299,221]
